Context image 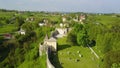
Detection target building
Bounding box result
[38,22,46,26]
[4,34,12,39]
[40,35,57,52]
[18,28,26,35]
[45,37,57,52]
[53,28,70,38]
[26,17,34,22]
[43,19,49,23]
[73,15,79,22]
[39,35,56,68]
[79,14,86,22]
[60,23,63,27]
[62,16,66,22]
[56,28,67,35]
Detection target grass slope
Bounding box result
[52,37,100,68]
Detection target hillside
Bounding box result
[0,9,120,68]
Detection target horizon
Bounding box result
[0,0,120,13]
[1,8,119,14]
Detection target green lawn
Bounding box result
[52,37,102,68]
[94,15,120,28]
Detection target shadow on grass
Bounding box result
[57,44,71,51]
[0,46,9,62]
[89,40,96,47]
[50,52,63,68]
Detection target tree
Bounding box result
[77,29,89,47]
[104,50,120,68]
[73,24,84,34]
[22,22,34,32]
[67,23,90,46]
[67,32,77,45]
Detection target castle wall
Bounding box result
[46,49,55,68]
[46,41,57,52]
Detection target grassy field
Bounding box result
[52,37,101,68]
[93,15,120,28]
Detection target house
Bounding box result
[38,19,48,26]
[73,15,79,22]
[79,14,86,22]
[60,23,63,27]
[73,14,86,23]
[62,16,66,22]
[18,29,26,35]
[54,28,69,38]
[26,17,34,22]
[38,22,46,26]
[56,28,67,35]
[43,19,49,23]
[60,23,68,28]
[20,30,25,35]
[4,34,12,39]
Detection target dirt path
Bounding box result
[87,45,99,59]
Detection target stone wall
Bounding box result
[46,49,55,68]
[39,44,47,56]
[46,41,57,52]
[39,44,55,68]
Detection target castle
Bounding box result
[39,35,57,56]
[39,35,56,68]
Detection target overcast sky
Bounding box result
[0,0,120,13]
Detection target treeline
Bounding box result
[0,26,53,68]
[0,31,37,67]
[0,11,54,68]
[0,9,18,12]
[87,22,120,68]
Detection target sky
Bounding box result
[0,0,120,13]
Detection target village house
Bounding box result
[43,19,48,23]
[53,27,71,38]
[73,14,86,24]
[62,16,67,22]
[38,19,48,26]
[56,28,67,35]
[4,34,12,39]
[79,14,86,22]
[26,17,34,22]
[60,23,68,28]
[60,23,63,27]
[18,28,26,35]
[73,15,79,22]
[38,22,46,26]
